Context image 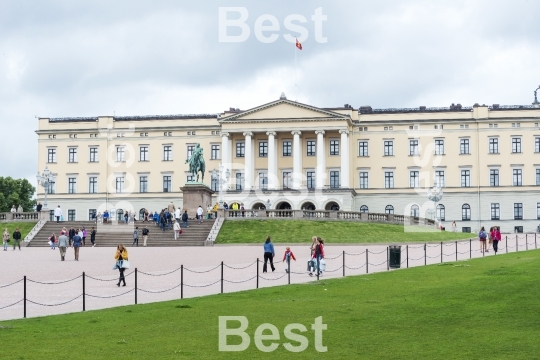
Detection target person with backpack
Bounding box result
[182,210,189,228]
[90,227,97,247]
[12,228,21,251]
[132,227,139,247]
[142,226,149,247]
[478,226,488,253]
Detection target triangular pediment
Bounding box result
[219,99,350,123]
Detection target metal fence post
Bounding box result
[440,242,443,263]
[23,276,26,319]
[406,245,409,268]
[288,259,290,285]
[180,265,183,299]
[82,272,85,311]
[424,244,427,266]
[342,251,345,277]
[366,250,368,274]
[221,261,224,294]
[316,257,320,281]
[387,247,389,271]
[135,268,138,305]
[506,236,508,254]
[516,234,518,252]
[469,239,472,259]
[526,234,528,251]
[455,241,458,262]
[256,258,259,289]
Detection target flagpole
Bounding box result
[294,38,298,102]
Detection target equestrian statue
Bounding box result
[185,143,206,182]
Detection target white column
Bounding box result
[266,131,277,189]
[243,131,253,190]
[292,131,302,189]
[315,130,326,188]
[221,132,230,190]
[340,129,350,188]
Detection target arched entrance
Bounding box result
[251,202,266,210]
[276,201,292,210]
[116,209,124,221]
[301,202,316,210]
[139,208,146,221]
[325,202,340,211]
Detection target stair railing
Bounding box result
[24,219,47,243]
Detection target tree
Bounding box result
[0,177,36,212]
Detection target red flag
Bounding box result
[295,38,302,50]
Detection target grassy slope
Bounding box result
[1,222,36,240]
[1,251,539,359]
[216,220,473,244]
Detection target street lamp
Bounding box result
[211,164,230,209]
[427,186,443,226]
[533,85,540,108]
[36,166,56,210]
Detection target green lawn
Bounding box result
[2,250,539,359]
[0,222,37,239]
[216,220,473,244]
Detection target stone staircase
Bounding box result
[27,219,215,247]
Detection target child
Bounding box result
[282,247,296,273]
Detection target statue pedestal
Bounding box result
[180,183,215,219]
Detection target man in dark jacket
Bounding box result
[68,227,76,246]
[181,210,189,228]
[142,226,149,247]
[12,228,22,251]
[36,203,42,212]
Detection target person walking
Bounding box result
[182,210,189,228]
[175,207,181,224]
[68,226,75,247]
[197,205,204,224]
[492,226,502,254]
[114,245,128,287]
[58,231,69,261]
[132,227,139,247]
[451,221,457,232]
[124,211,129,224]
[282,247,296,273]
[72,229,82,261]
[309,237,325,277]
[168,201,175,214]
[82,227,87,246]
[478,226,488,253]
[54,205,62,223]
[173,221,181,240]
[262,236,275,273]
[142,225,149,247]
[48,233,57,250]
[2,228,10,251]
[12,228,21,251]
[90,227,96,247]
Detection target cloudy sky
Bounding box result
[1,0,539,185]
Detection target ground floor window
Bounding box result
[68,210,76,221]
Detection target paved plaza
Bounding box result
[0,234,535,321]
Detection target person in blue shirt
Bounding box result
[263,236,275,273]
[72,229,83,261]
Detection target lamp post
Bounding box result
[211,165,230,209]
[36,166,56,210]
[427,186,443,226]
[533,85,540,108]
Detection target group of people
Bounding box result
[10,205,25,219]
[2,227,22,250]
[478,226,502,253]
[261,235,325,277]
[48,226,98,261]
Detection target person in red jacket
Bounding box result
[282,247,296,273]
[309,238,325,277]
[492,226,502,253]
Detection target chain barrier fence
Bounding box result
[0,234,538,319]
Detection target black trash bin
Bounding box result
[389,245,401,269]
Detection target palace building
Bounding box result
[36,93,540,233]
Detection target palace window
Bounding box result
[282,141,292,156]
[360,205,368,213]
[437,204,445,221]
[434,171,445,188]
[385,205,394,214]
[68,147,78,163]
[163,176,172,192]
[47,148,57,163]
[307,171,316,189]
[514,203,523,220]
[460,139,470,154]
[163,145,172,161]
[410,171,419,188]
[68,210,76,221]
[211,144,220,160]
[461,170,470,187]
[282,172,291,189]
[236,142,245,158]
[384,171,394,189]
[187,145,195,160]
[434,139,444,155]
[116,146,125,162]
[513,169,522,186]
[139,146,149,161]
[536,138,540,153]
[306,140,316,156]
[89,147,99,162]
[512,138,522,153]
[358,141,369,156]
[115,176,125,193]
[359,172,369,189]
[462,204,471,221]
[490,169,499,187]
[491,203,500,220]
[236,172,244,190]
[329,171,340,189]
[258,173,268,190]
[329,140,339,156]
[139,176,148,193]
[410,204,420,217]
[68,177,77,194]
[259,141,268,157]
[409,140,419,156]
[384,141,393,156]
[489,138,499,154]
[88,177,98,194]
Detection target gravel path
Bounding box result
[0,235,532,321]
